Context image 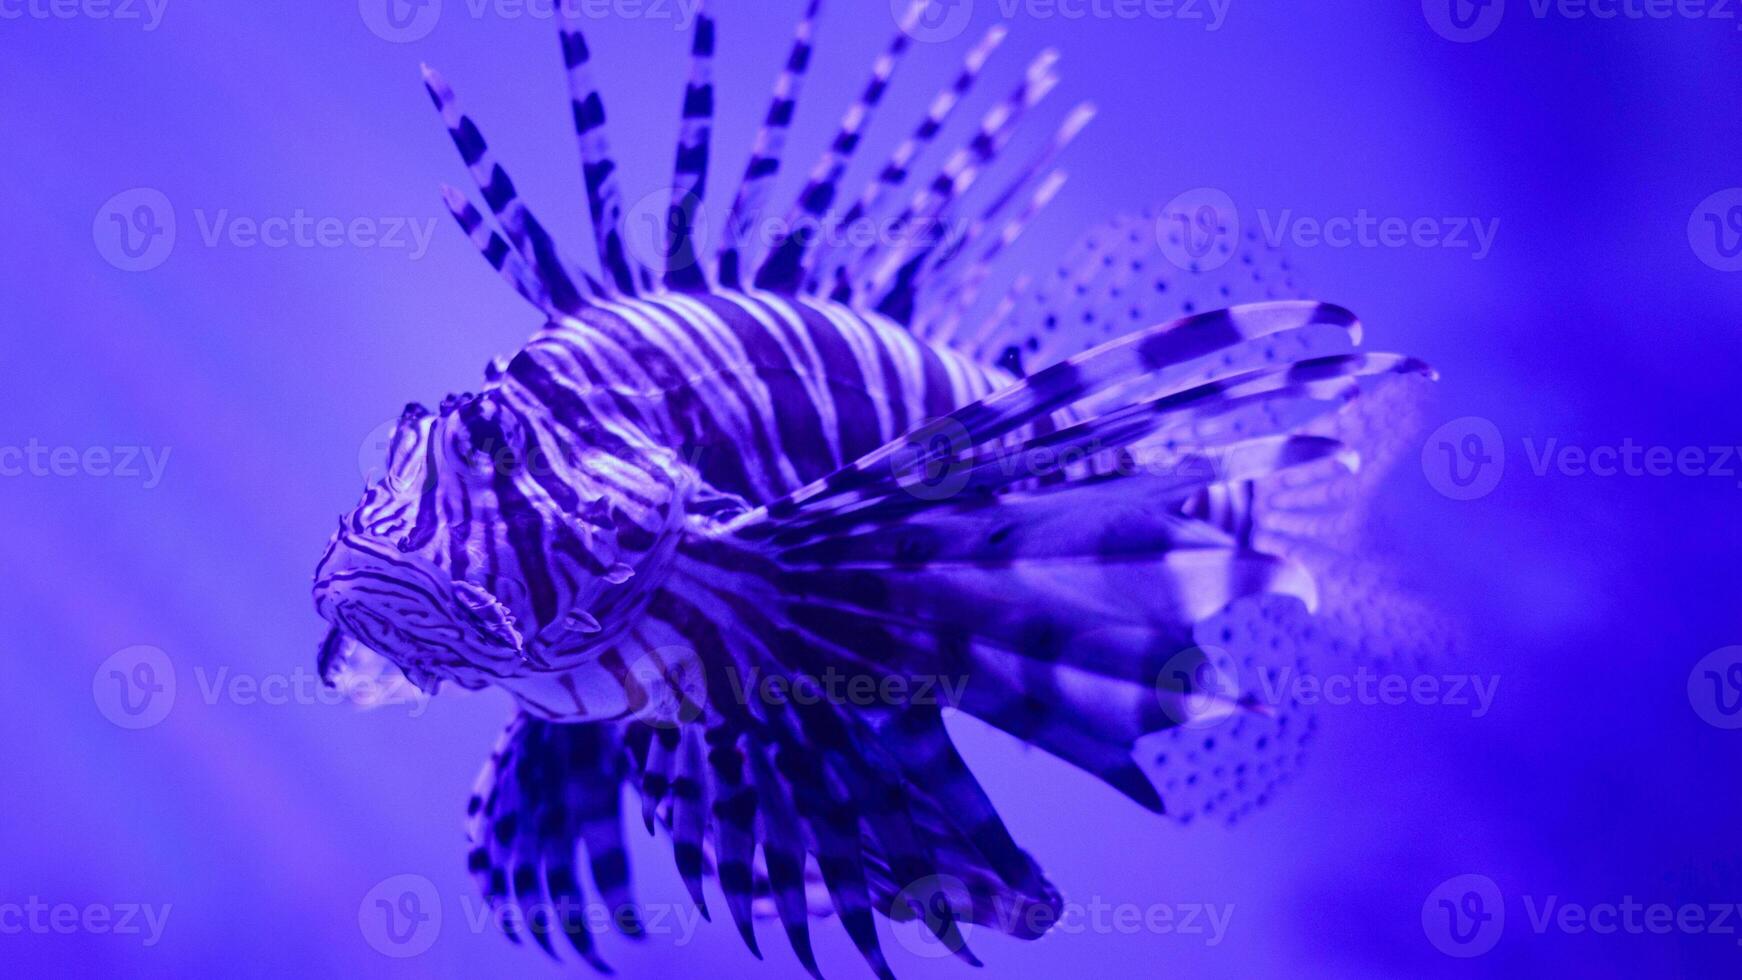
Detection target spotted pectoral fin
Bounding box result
[960,203,1308,370]
[667,301,1409,829]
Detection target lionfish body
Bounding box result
[313,3,1433,975]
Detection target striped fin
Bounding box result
[924,169,1068,347]
[716,0,824,289]
[421,64,590,313]
[992,205,1305,370]
[640,585,1058,977]
[677,453,1357,829]
[810,23,1009,298]
[438,184,554,314]
[557,10,641,295]
[747,743,822,977]
[664,4,717,292]
[851,48,1062,312]
[704,723,762,955]
[751,0,929,293]
[913,102,1096,342]
[724,301,1364,535]
[466,716,632,970]
[670,728,714,921]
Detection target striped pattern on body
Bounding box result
[312,4,1435,975]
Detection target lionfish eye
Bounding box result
[441,395,529,478]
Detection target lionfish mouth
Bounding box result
[312,530,529,683]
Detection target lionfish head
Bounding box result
[313,389,683,694]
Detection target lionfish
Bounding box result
[313,1,1434,974]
